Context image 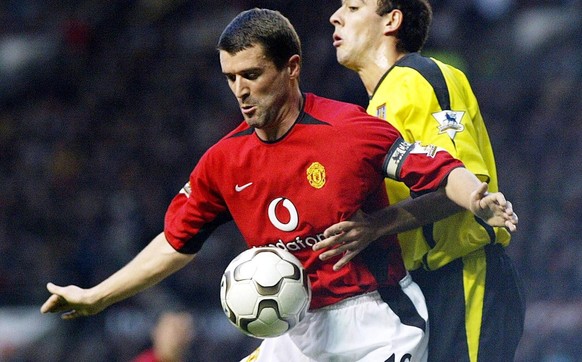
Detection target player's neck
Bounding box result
[357,48,404,97]
[256,89,303,142]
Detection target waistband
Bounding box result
[318,273,412,311]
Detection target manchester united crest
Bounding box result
[306,162,326,189]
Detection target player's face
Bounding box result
[330,0,386,71]
[220,45,295,139]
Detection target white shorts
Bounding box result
[241,273,429,362]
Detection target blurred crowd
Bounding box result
[0,1,581,361]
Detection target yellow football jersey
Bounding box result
[368,53,510,270]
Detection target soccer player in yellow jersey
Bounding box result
[316,1,525,361]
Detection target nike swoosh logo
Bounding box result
[235,182,253,192]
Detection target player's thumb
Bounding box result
[46,282,63,294]
[476,182,489,196]
[469,182,486,213]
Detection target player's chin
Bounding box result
[244,116,261,129]
[335,52,355,69]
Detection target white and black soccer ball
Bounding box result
[220,246,311,339]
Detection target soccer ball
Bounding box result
[220,247,311,339]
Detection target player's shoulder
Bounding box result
[303,93,372,125]
[303,93,398,143]
[304,92,364,112]
[393,53,435,77]
[210,121,254,149]
[378,54,437,96]
[391,53,467,84]
[223,120,253,138]
[200,121,253,162]
[395,53,463,74]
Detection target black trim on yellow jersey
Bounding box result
[475,215,496,244]
[421,254,431,271]
[396,53,451,111]
[370,63,394,99]
[422,223,437,249]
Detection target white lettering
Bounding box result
[266,233,325,252]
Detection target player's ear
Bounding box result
[383,9,403,35]
[287,54,301,79]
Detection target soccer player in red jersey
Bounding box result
[41,8,517,362]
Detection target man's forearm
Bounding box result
[374,188,463,236]
[90,232,194,309]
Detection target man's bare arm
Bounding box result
[40,232,194,319]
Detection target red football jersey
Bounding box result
[164,93,463,309]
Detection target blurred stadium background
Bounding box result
[0,0,580,361]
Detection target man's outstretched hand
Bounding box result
[40,283,104,320]
[470,182,518,232]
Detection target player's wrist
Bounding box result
[86,284,116,313]
[370,209,393,238]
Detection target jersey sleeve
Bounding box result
[164,150,231,254]
[383,137,464,193]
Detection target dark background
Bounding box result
[0,1,581,361]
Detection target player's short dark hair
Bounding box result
[217,8,302,70]
[376,0,432,53]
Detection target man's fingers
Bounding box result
[61,310,82,320]
[323,222,348,238]
[505,210,518,232]
[480,192,504,208]
[40,293,65,314]
[40,294,55,313]
[318,242,351,260]
[505,201,513,215]
[506,218,517,232]
[313,233,343,251]
[315,210,371,269]
[493,192,507,207]
[333,250,357,271]
[41,283,76,316]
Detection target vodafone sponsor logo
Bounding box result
[265,233,326,252]
[268,197,298,232]
[266,197,325,251]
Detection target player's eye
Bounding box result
[244,72,260,80]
